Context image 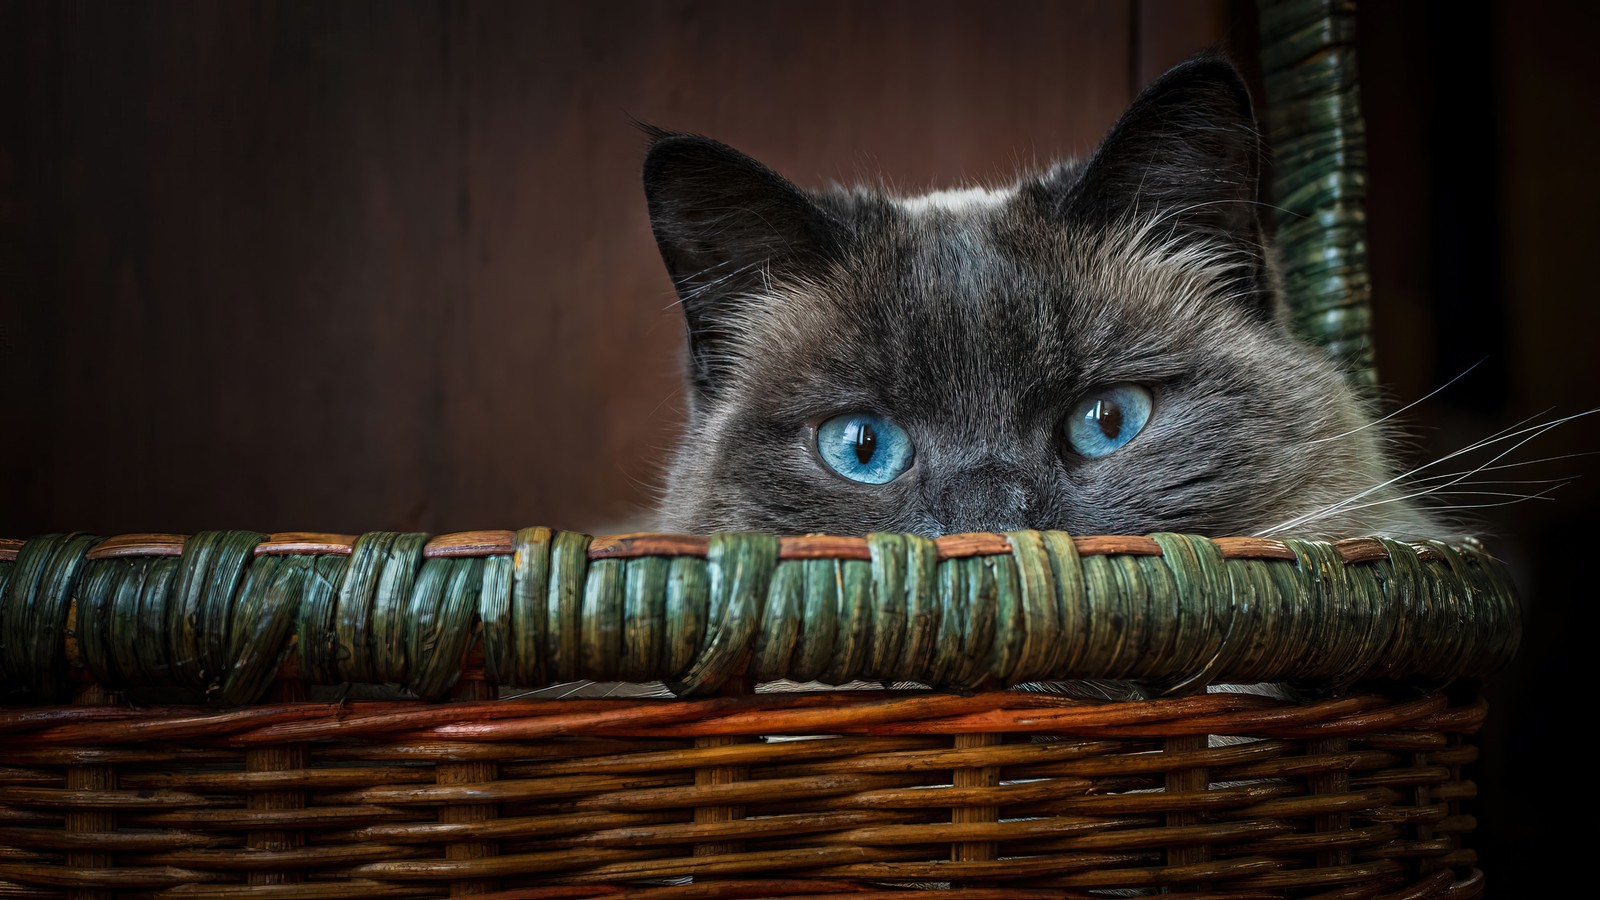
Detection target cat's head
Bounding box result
[642,55,1423,539]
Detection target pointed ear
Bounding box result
[1056,56,1272,316]
[642,131,848,399]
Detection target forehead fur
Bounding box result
[714,174,1272,410]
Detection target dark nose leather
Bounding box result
[928,462,1038,533]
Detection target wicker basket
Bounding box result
[0,528,1520,899]
[0,1,1521,897]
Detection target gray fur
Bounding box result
[644,56,1437,544]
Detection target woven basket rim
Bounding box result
[0,528,1522,708]
[0,529,1495,565]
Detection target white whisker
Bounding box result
[1259,407,1598,536]
[1304,358,1486,445]
[1303,482,1571,523]
[1406,472,1575,487]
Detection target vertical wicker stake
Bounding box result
[692,672,756,861]
[246,677,309,887]
[438,638,501,895]
[65,682,117,900]
[1415,731,1473,879]
[1161,734,1211,887]
[1307,736,1353,870]
[949,733,1001,886]
[1256,0,1378,393]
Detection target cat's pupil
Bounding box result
[1091,399,1124,439]
[850,421,878,464]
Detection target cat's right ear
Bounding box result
[642,130,847,400]
[1045,55,1274,320]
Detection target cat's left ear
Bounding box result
[1051,54,1272,317]
[642,130,850,400]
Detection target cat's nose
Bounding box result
[927,462,1038,534]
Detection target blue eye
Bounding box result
[1066,384,1152,458]
[816,413,914,484]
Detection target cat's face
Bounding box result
[644,57,1423,539]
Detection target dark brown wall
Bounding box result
[4,0,1596,890]
[1356,1,1600,888]
[1360,0,1600,541]
[1,0,1232,537]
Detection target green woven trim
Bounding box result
[1,534,101,701]
[669,533,778,695]
[0,530,1521,705]
[221,554,309,705]
[1257,0,1377,391]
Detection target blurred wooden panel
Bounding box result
[1476,2,1600,894]
[1495,0,1600,471]
[1,1,1174,536]
[1356,0,1437,413]
[1136,0,1232,86]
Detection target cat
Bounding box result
[643,54,1440,547]
[618,53,1460,709]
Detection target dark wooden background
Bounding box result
[1,0,1236,538]
[2,0,1595,891]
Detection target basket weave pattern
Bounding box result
[0,528,1517,897]
[1,688,1485,898]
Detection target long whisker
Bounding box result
[1408,486,1573,502]
[1259,408,1597,535]
[1321,482,1572,520]
[1403,451,1599,481]
[1406,472,1576,487]
[1385,411,1595,497]
[1260,416,1553,534]
[1303,358,1486,446]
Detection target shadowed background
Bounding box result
[2,1,1595,892]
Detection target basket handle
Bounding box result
[1256,0,1377,392]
